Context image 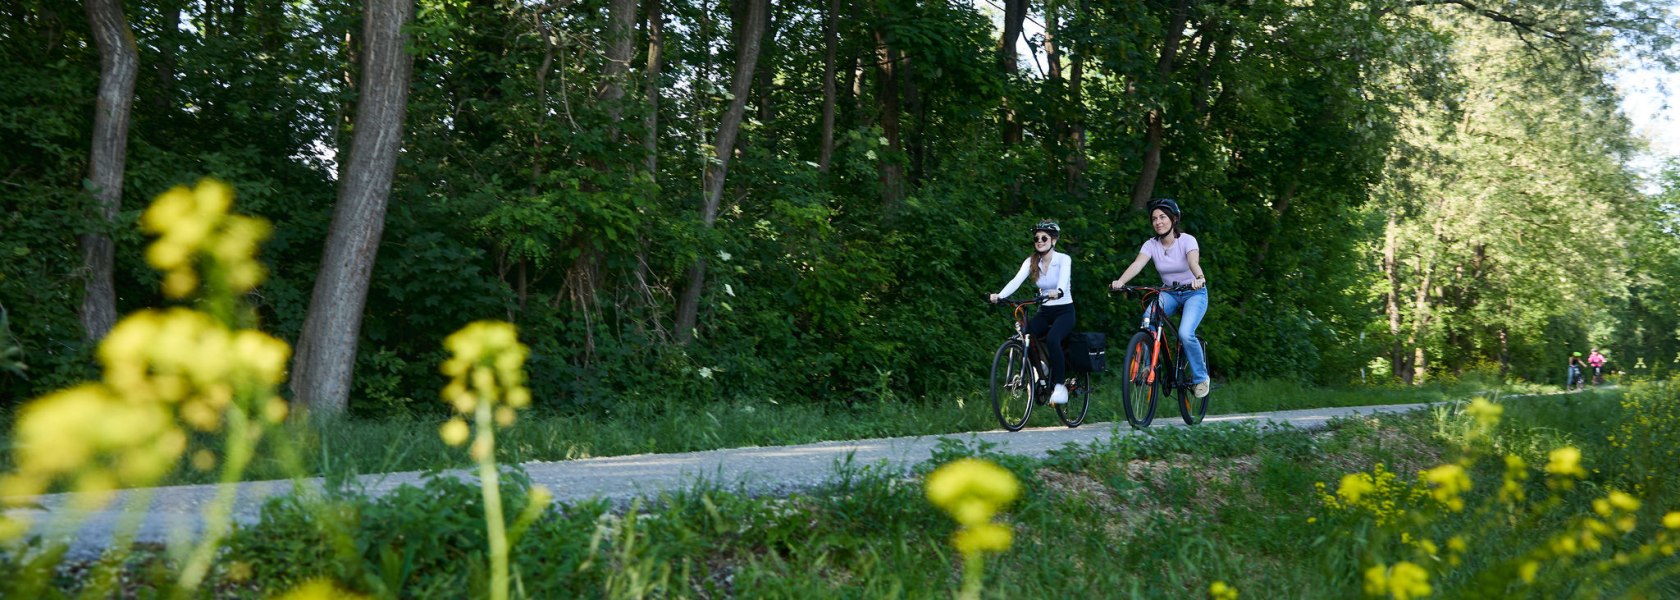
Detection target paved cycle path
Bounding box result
[9,402,1436,561]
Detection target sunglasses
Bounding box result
[1034,235,1053,243]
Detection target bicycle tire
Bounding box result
[1120,331,1157,428]
[1178,339,1209,425]
[991,340,1034,431]
[1056,369,1092,427]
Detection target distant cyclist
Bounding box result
[1567,352,1587,391]
[1587,348,1606,385]
[1108,198,1211,399]
[989,220,1075,405]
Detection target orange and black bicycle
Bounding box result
[988,297,1093,431]
[1113,285,1209,428]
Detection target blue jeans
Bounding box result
[1156,288,1209,384]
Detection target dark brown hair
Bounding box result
[1152,208,1182,241]
[1028,232,1058,282]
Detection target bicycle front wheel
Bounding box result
[1178,339,1209,425]
[991,340,1034,431]
[1056,369,1093,428]
[1121,332,1157,428]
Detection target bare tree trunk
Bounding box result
[873,26,904,205]
[1129,0,1191,211]
[1066,0,1087,197]
[997,0,1026,149]
[673,0,767,344]
[335,29,359,184]
[818,0,838,172]
[79,0,139,343]
[1408,254,1435,384]
[1384,214,1408,381]
[153,1,180,116]
[291,0,416,415]
[642,0,664,176]
[600,0,638,130]
[754,4,777,153]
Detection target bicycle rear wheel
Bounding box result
[1178,339,1209,425]
[1056,369,1092,427]
[1121,332,1157,428]
[991,340,1034,431]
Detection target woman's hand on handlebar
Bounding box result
[987,293,999,304]
[1110,279,1127,292]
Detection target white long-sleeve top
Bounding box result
[997,251,1073,306]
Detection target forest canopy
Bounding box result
[2,0,1677,414]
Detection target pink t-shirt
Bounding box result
[1140,233,1200,286]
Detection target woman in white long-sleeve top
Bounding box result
[988,220,1076,405]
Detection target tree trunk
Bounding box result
[673,0,767,344]
[642,0,664,176]
[1384,214,1408,382]
[600,0,638,131]
[1408,255,1435,384]
[873,26,904,205]
[997,0,1026,149]
[754,3,777,153]
[290,0,416,415]
[1129,0,1192,211]
[153,2,181,116]
[1065,0,1087,197]
[818,0,837,171]
[79,0,140,343]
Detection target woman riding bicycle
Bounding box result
[1568,352,1587,390]
[988,220,1075,405]
[1108,198,1211,399]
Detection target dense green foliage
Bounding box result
[2,0,1677,414]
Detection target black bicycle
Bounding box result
[1113,285,1209,428]
[988,297,1093,431]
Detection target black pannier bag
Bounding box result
[1064,332,1107,373]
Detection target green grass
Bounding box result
[253,376,1560,484]
[0,377,1580,487]
[12,382,1678,598]
[190,383,1675,598]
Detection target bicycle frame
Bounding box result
[1128,287,1187,390]
[998,298,1047,396]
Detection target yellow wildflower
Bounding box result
[1663,512,1680,530]
[1607,490,1639,512]
[1519,561,1539,583]
[1365,561,1432,599]
[1465,398,1502,431]
[1338,472,1376,505]
[272,579,369,600]
[952,522,1013,554]
[440,419,471,446]
[1209,580,1239,600]
[441,321,531,417]
[1421,464,1471,512]
[1545,447,1586,479]
[926,459,1020,526]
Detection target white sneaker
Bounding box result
[1050,384,1069,405]
[1193,381,1210,398]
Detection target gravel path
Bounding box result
[8,402,1433,561]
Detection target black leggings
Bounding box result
[1027,304,1076,385]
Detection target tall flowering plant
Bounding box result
[0,179,291,593]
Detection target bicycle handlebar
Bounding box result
[990,292,1058,307]
[1111,283,1194,294]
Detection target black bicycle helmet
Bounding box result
[1147,198,1181,218]
[1032,220,1061,236]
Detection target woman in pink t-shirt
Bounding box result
[1108,198,1211,399]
